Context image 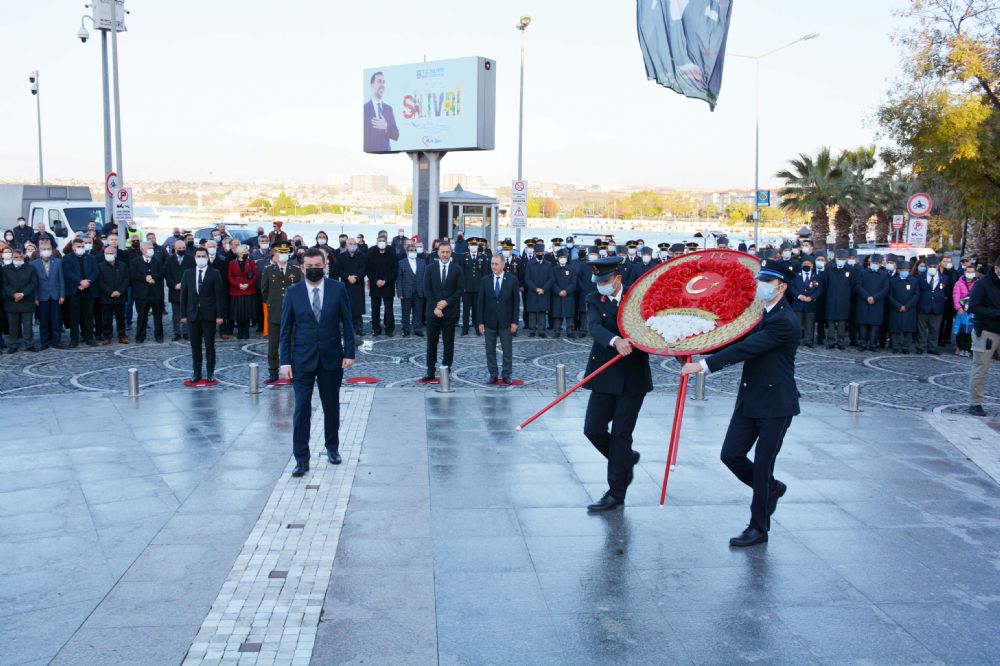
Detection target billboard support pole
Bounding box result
[410,152,420,238]
[428,151,443,240]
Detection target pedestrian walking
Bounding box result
[967,256,1000,416]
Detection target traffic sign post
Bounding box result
[756,190,770,207]
[906,193,932,217]
[906,216,927,246]
[113,186,132,225]
[105,172,119,197]
[511,180,528,229]
[892,214,905,243]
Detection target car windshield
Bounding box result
[64,207,107,232]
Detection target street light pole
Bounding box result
[732,32,819,249]
[515,15,531,251]
[30,70,43,186]
[101,31,113,227]
[110,0,124,184]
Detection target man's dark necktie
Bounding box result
[197,269,203,294]
[312,287,321,321]
[494,276,501,299]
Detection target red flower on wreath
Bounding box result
[640,255,756,325]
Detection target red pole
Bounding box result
[517,354,623,430]
[659,355,691,505]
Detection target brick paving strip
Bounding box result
[181,387,375,666]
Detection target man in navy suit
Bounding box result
[681,259,801,547]
[396,241,426,336]
[477,254,520,385]
[280,248,356,478]
[916,255,949,355]
[421,242,464,382]
[363,71,400,152]
[31,240,65,349]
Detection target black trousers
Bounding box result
[796,311,815,345]
[101,303,125,339]
[858,323,880,348]
[135,299,164,341]
[292,365,343,465]
[68,293,95,343]
[720,411,793,532]
[401,296,425,333]
[370,292,394,333]
[188,318,217,377]
[169,299,185,337]
[584,391,646,500]
[462,291,479,331]
[267,321,281,374]
[826,320,847,347]
[426,315,457,376]
[483,326,513,379]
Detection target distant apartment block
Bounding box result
[350,175,390,193]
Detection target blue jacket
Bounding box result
[62,252,100,297]
[279,278,356,372]
[705,298,801,419]
[918,273,950,315]
[396,256,426,299]
[790,269,823,314]
[31,257,64,301]
[854,268,890,326]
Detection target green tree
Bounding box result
[248,197,270,210]
[268,192,299,216]
[402,193,412,214]
[776,147,842,251]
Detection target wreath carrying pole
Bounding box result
[517,354,624,430]
[660,354,691,505]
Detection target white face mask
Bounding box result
[596,281,616,296]
[2,252,11,263]
[756,281,778,301]
[965,271,976,279]
[317,238,327,246]
[84,243,93,251]
[377,241,387,250]
[502,250,512,259]
[260,244,269,251]
[195,256,209,268]
[208,249,217,257]
[18,220,26,227]
[928,267,938,276]
[558,257,567,266]
[104,254,115,263]
[40,249,52,259]
[782,251,792,260]
[347,245,357,253]
[816,261,826,269]
[598,250,608,258]
[416,247,424,254]
[847,259,857,266]
[642,255,651,264]
[277,253,289,264]
[886,263,896,271]
[627,248,637,256]
[74,246,86,256]
[659,252,669,260]
[469,245,478,254]
[12,259,24,268]
[145,249,155,258]
[588,254,598,261]
[407,251,417,259]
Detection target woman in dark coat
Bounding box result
[337,241,367,337]
[226,246,257,339]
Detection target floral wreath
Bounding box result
[638,254,757,343]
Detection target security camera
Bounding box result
[77,25,89,43]
[29,73,37,84]
[519,15,532,28]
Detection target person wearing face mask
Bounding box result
[460,237,487,336]
[635,246,659,279]
[180,247,226,382]
[129,241,166,343]
[314,233,329,249]
[966,256,1000,416]
[580,257,652,513]
[396,242,426,338]
[937,255,958,348]
[337,239,367,339]
[3,248,39,352]
[624,240,640,265]
[3,231,14,247]
[364,235,398,336]
[656,242,671,263]
[888,258,920,354]
[790,256,823,347]
[260,242,302,382]
[477,254,520,385]
[420,242,464,383]
[549,249,577,337]
[227,245,258,340]
[165,240,195,341]
[915,255,949,355]
[391,227,409,258]
[12,217,33,250]
[952,262,978,357]
[524,243,554,338]
[853,254,890,352]
[97,246,130,344]
[571,247,600,340]
[819,249,854,350]
[279,249,355,477]
[680,259,800,547]
[30,241,65,350]
[62,238,100,347]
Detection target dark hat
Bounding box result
[641,246,654,256]
[685,241,699,250]
[500,241,514,250]
[670,243,685,253]
[588,246,600,254]
[779,241,791,250]
[716,236,730,247]
[757,259,794,283]
[925,255,940,266]
[847,248,858,258]
[590,257,622,282]
[870,253,884,263]
[594,239,606,248]
[799,254,815,265]
[616,244,627,255]
[273,241,291,253]
[737,242,748,252]
[834,249,849,259]
[761,248,777,259]
[551,237,563,245]
[565,236,574,242]
[533,243,545,253]
[556,248,569,258]
[657,242,670,251]
[626,240,638,248]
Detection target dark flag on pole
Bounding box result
[637,0,733,110]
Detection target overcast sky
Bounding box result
[0,0,909,191]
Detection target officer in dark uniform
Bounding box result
[635,246,659,278]
[656,242,671,263]
[550,248,577,337]
[681,259,800,547]
[583,257,653,512]
[261,242,302,382]
[716,236,730,249]
[461,237,488,335]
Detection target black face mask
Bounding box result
[340,240,347,249]
[186,240,194,248]
[305,267,324,282]
[176,250,185,256]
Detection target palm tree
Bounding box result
[838,146,877,247]
[776,147,841,251]
[869,177,909,243]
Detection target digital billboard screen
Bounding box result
[363,56,495,154]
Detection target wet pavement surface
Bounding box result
[2,382,1000,664]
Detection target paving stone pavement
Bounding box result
[2,325,999,417]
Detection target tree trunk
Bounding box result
[966,217,1000,263]
[850,210,870,246]
[810,206,830,251]
[833,206,852,250]
[875,211,890,244]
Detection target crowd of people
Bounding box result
[2,217,997,411]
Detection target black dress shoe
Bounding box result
[327,451,342,465]
[172,334,182,341]
[414,330,424,337]
[587,492,624,512]
[632,451,640,466]
[291,463,309,477]
[206,373,216,382]
[487,376,498,385]
[768,480,787,516]
[969,405,987,417]
[461,329,469,336]
[191,375,203,383]
[729,525,768,547]
[268,372,279,383]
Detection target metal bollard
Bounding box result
[691,370,706,401]
[556,364,566,395]
[437,365,455,393]
[843,382,863,412]
[127,367,140,398]
[248,363,260,395]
